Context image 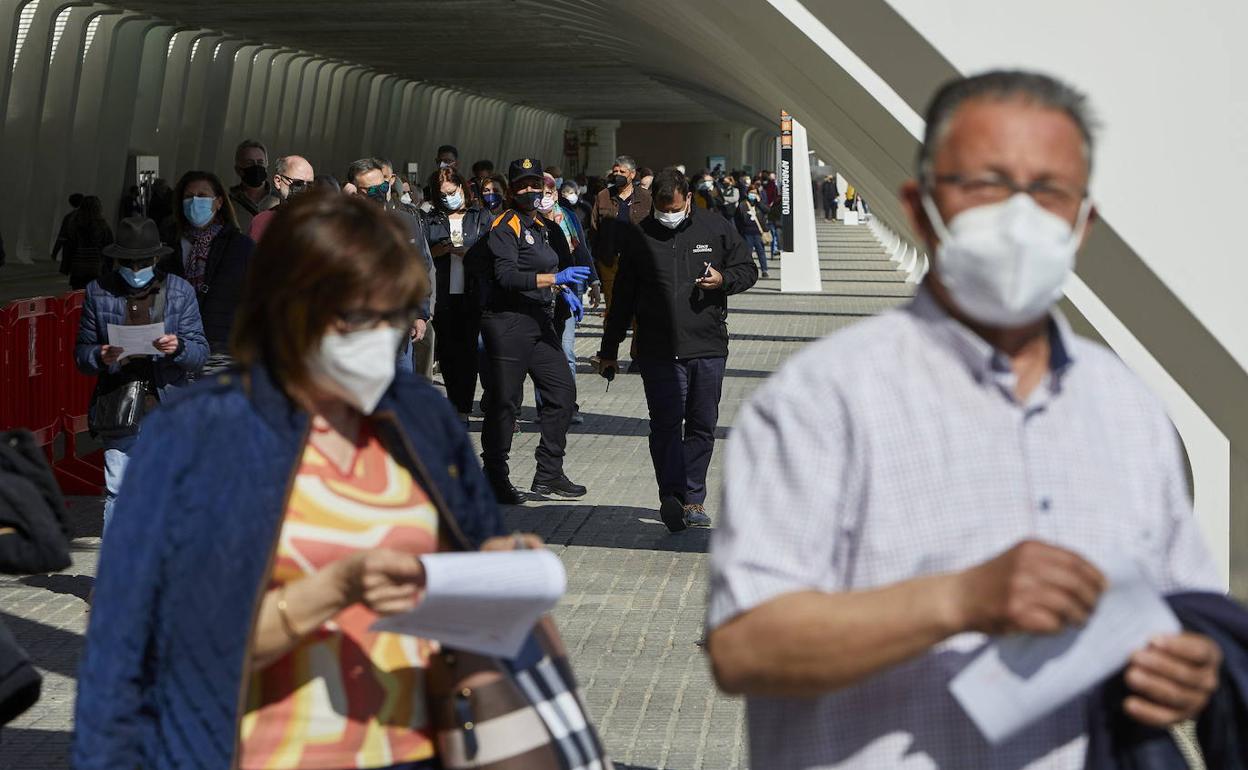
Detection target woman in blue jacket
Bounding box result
[72,195,526,770]
[74,217,208,532]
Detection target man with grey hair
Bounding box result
[589,153,652,310]
[707,70,1223,768]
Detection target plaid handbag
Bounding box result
[387,427,612,769]
[426,615,612,770]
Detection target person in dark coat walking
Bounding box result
[820,175,839,220]
[60,196,113,290]
[159,171,255,371]
[49,193,84,264]
[596,169,758,531]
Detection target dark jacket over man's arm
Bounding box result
[718,226,759,295]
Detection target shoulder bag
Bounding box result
[88,283,166,440]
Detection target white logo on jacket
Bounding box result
[692,244,713,253]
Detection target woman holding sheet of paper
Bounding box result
[71,193,599,770]
[74,216,208,534]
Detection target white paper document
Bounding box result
[371,549,566,658]
[107,322,166,361]
[949,554,1180,744]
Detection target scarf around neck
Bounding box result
[184,221,223,291]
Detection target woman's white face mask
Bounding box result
[307,326,406,414]
[922,192,1091,328]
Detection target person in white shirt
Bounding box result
[707,69,1223,770]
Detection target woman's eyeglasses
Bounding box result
[335,307,419,333]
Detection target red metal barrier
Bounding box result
[2,297,62,451]
[54,290,104,494]
[1,292,103,495]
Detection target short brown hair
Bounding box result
[230,192,430,395]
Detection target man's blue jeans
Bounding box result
[103,433,138,534]
[636,356,726,505]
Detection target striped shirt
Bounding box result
[708,287,1220,769]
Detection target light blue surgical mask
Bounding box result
[119,265,156,288]
[184,196,216,228]
[444,191,464,210]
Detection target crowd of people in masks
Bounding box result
[69,135,780,545]
[57,127,778,768]
[24,65,1247,770]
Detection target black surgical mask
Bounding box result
[240,165,267,188]
[609,173,629,188]
[513,190,541,212]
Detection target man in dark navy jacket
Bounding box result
[596,169,758,532]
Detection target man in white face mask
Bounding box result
[708,71,1224,770]
[596,169,758,531]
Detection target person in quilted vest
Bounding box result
[74,217,208,532]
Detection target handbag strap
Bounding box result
[152,280,167,325]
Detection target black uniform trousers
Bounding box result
[432,294,481,414]
[637,355,727,506]
[480,304,575,482]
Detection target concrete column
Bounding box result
[289,57,326,155]
[306,61,345,167]
[27,3,93,257]
[216,43,261,173]
[1233,448,1248,600]
[241,46,280,143]
[572,119,620,178]
[88,17,160,223]
[172,32,225,174]
[195,38,244,174]
[269,51,303,148]
[1,0,78,261]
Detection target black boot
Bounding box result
[530,474,588,498]
[488,474,526,505]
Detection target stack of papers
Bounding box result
[371,549,566,658]
[949,554,1180,744]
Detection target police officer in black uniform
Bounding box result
[479,158,592,504]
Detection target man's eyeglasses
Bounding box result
[278,174,309,195]
[335,307,420,333]
[928,173,1086,211]
[363,182,390,199]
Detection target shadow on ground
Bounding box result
[20,574,93,603]
[503,504,713,554]
[465,410,733,441]
[0,727,70,768]
[0,612,83,679]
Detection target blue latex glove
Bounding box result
[560,286,585,323]
[554,266,592,286]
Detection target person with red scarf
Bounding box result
[159,171,255,373]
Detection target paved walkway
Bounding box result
[0,219,914,769]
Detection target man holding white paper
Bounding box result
[707,71,1224,769]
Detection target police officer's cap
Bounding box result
[507,158,544,186]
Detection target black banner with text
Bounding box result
[780,111,793,252]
